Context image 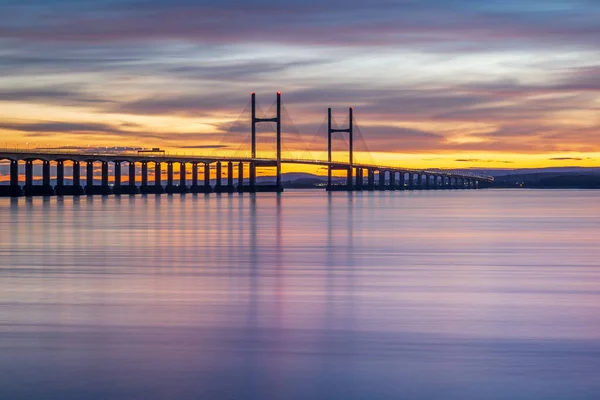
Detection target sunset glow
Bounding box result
[1,0,599,171]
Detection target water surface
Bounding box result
[1,190,599,399]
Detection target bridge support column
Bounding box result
[355,168,362,191]
[153,162,164,194]
[227,162,234,193]
[73,161,83,194]
[23,160,33,196]
[101,161,112,195]
[367,169,374,190]
[8,160,23,196]
[379,171,385,190]
[409,173,416,190]
[129,162,136,187]
[140,162,149,193]
[191,163,198,191]
[204,163,212,193]
[250,163,256,192]
[399,172,405,190]
[346,167,352,191]
[237,162,244,193]
[389,171,396,191]
[102,161,109,187]
[86,161,94,194]
[25,160,33,188]
[155,162,161,187]
[215,161,222,192]
[114,162,121,188]
[42,161,55,195]
[179,163,189,193]
[56,161,64,188]
[42,161,50,187]
[124,161,139,195]
[166,162,174,192]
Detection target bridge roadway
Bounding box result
[0,150,494,197]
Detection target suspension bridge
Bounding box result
[0,92,493,197]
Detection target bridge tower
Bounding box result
[251,92,282,192]
[327,107,353,190]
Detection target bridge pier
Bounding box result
[366,168,375,191]
[96,161,112,195]
[55,160,73,195]
[119,161,139,195]
[389,171,396,190]
[165,162,174,192]
[204,163,212,191]
[346,167,352,191]
[56,161,64,188]
[25,160,55,196]
[249,162,256,192]
[141,161,164,194]
[85,161,93,194]
[73,161,84,195]
[214,161,222,192]
[164,162,188,194]
[5,160,23,196]
[114,161,121,190]
[237,162,245,193]
[180,163,189,193]
[355,168,363,191]
[190,163,199,191]
[140,161,149,193]
[378,171,385,190]
[226,162,235,193]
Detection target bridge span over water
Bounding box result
[0,92,493,197]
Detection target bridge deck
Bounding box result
[0,150,494,182]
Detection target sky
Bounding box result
[1,0,599,170]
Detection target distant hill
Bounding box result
[491,171,600,189]
[260,169,600,189]
[470,167,600,177]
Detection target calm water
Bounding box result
[1,189,599,399]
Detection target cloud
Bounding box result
[176,145,227,149]
[1,0,599,51]
[1,0,600,161]
[455,159,514,163]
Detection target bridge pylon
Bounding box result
[251,92,282,192]
[327,107,353,190]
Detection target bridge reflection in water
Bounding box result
[0,93,493,197]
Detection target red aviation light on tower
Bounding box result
[277,91,281,95]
